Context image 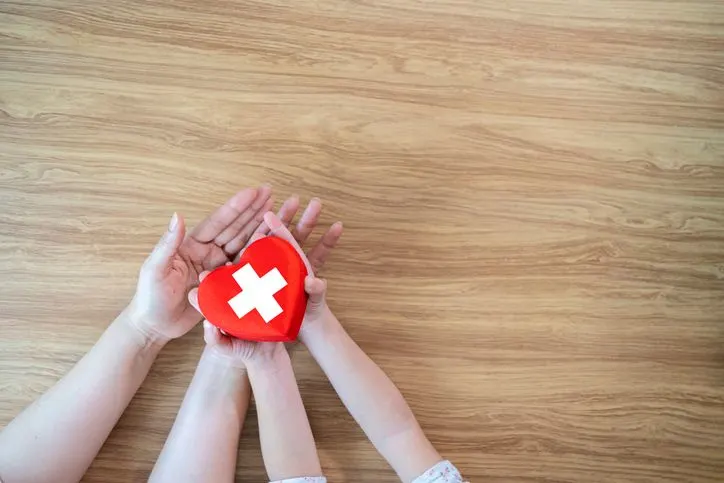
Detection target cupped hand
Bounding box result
[260,212,336,342]
[188,269,284,366]
[127,186,281,342]
[187,206,343,365]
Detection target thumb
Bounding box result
[304,275,327,309]
[190,291,226,348]
[146,213,185,272]
[203,320,224,346]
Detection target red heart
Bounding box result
[198,236,308,342]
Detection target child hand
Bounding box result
[185,208,342,357]
[187,270,283,367]
[299,276,332,342]
[185,202,342,362]
[260,212,338,341]
[127,186,289,343]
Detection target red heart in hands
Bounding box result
[198,236,309,342]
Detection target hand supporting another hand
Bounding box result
[167,207,341,483]
[260,211,336,343]
[262,210,445,483]
[186,208,343,366]
[124,184,339,345]
[0,186,286,483]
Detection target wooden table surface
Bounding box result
[1,0,723,481]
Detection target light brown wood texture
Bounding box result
[1,0,724,481]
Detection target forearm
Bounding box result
[150,346,250,483]
[301,308,440,482]
[247,346,322,482]
[0,308,165,483]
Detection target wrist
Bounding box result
[195,347,250,411]
[244,343,288,374]
[118,306,170,351]
[299,304,338,345]
[203,345,250,372]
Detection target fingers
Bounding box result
[278,195,301,228]
[222,194,274,257]
[291,198,321,247]
[214,185,272,246]
[203,320,223,346]
[252,194,301,237]
[145,213,186,273]
[304,275,327,307]
[263,211,314,273]
[190,188,259,243]
[249,195,321,249]
[188,272,228,347]
[264,211,343,275]
[195,259,228,286]
[233,232,265,263]
[307,221,343,275]
[190,263,230,311]
[188,287,201,311]
[198,270,211,283]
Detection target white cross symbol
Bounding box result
[227,263,288,323]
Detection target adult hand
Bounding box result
[187,207,343,365]
[127,186,282,343]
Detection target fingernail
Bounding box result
[168,212,178,231]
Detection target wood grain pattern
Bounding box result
[1,0,724,481]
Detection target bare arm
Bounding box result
[149,346,251,483]
[171,206,341,483]
[0,310,166,483]
[0,188,279,483]
[260,212,441,482]
[247,344,323,482]
[180,310,324,482]
[300,306,441,482]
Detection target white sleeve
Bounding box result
[269,478,327,483]
[412,460,468,483]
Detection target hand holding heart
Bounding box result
[187,211,342,366]
[125,186,337,345]
[127,186,274,343]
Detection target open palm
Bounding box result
[129,186,279,341]
[187,211,344,365]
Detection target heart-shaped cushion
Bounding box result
[198,236,309,342]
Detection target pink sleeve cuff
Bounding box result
[412,460,467,483]
[270,477,327,483]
